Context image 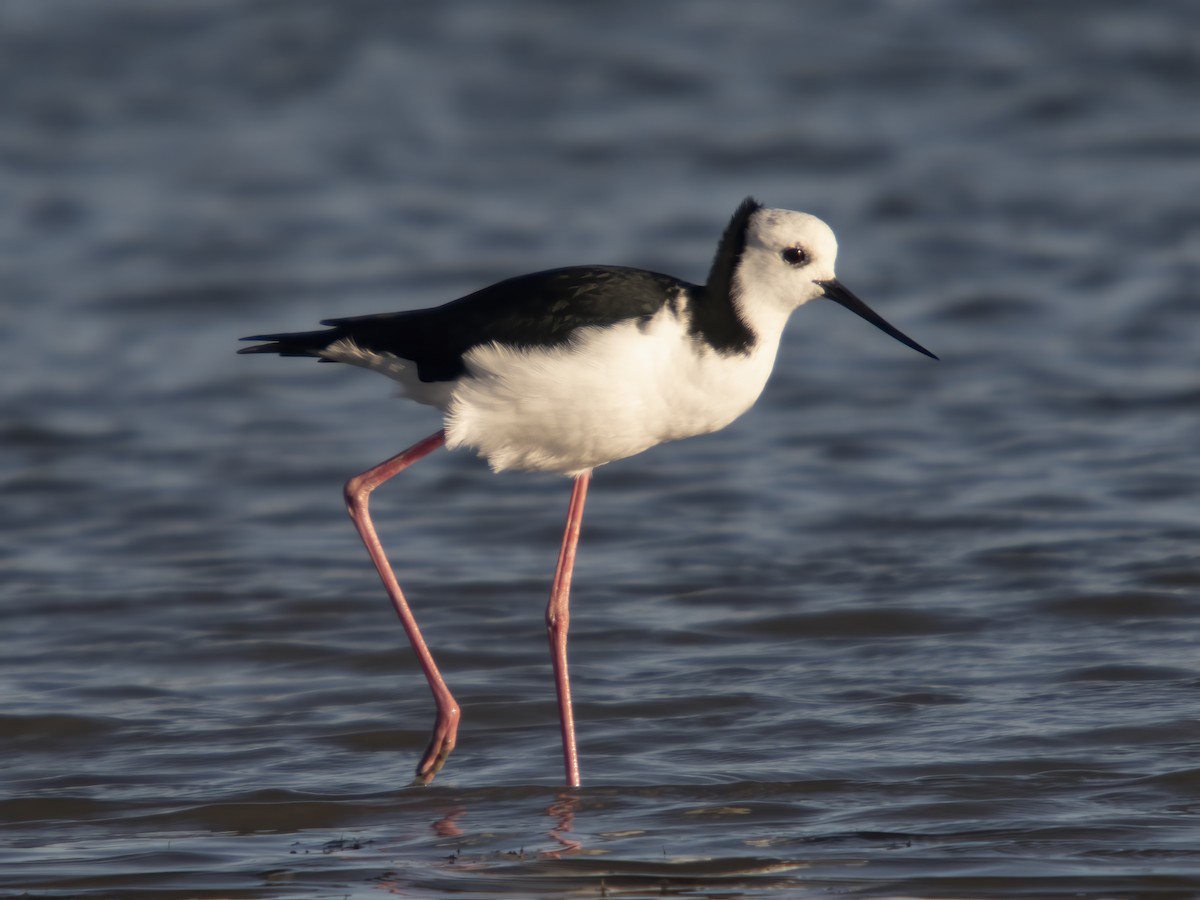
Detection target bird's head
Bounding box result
[731,202,937,360]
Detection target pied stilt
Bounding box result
[239,197,936,787]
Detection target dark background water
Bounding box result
[3,1,1199,897]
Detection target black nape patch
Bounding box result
[690,197,760,355]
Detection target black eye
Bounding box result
[781,246,808,266]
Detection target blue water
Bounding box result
[3,1,1200,896]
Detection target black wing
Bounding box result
[239,265,691,382]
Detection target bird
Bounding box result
[239,197,936,788]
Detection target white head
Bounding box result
[715,199,936,359]
[737,207,841,312]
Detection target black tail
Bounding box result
[237,327,344,359]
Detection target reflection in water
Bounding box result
[432,804,466,838]
[544,793,582,857]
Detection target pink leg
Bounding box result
[344,429,455,785]
[546,471,591,788]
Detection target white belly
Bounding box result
[444,309,781,475]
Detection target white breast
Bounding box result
[444,305,783,475]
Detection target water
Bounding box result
[3,1,1199,896]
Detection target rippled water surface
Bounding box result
[3,1,1200,897]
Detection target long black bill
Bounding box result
[816,279,938,360]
